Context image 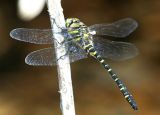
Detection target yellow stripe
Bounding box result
[75,37,81,41]
[69,30,79,34]
[89,51,97,56]
[88,47,93,51]
[125,95,129,98]
[83,33,89,38]
[120,87,125,91]
[93,51,97,55]
[66,22,70,27]
[83,43,92,49]
[71,23,80,28]
[112,74,116,77]
[100,59,104,63]
[97,55,101,58]
[115,78,119,81]
[108,68,112,72]
[119,84,123,87]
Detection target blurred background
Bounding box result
[0,0,160,115]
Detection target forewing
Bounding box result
[89,18,138,38]
[93,37,139,61]
[25,47,88,66]
[10,28,54,44]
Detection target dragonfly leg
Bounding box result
[53,38,62,45]
[55,39,77,50]
[51,17,66,30]
[53,38,67,47]
[56,47,70,62]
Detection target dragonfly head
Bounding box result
[66,18,80,26]
[66,18,86,28]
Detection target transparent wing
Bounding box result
[89,18,138,38]
[10,28,54,44]
[25,47,88,66]
[93,37,139,61]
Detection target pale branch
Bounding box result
[46,0,76,115]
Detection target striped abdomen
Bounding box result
[84,44,138,110]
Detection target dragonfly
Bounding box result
[10,18,138,110]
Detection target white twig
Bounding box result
[46,0,76,115]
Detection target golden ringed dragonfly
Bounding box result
[10,18,139,110]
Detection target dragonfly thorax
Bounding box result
[65,18,93,47]
[66,18,86,28]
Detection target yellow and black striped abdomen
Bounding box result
[85,45,138,110]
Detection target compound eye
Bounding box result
[74,18,80,23]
